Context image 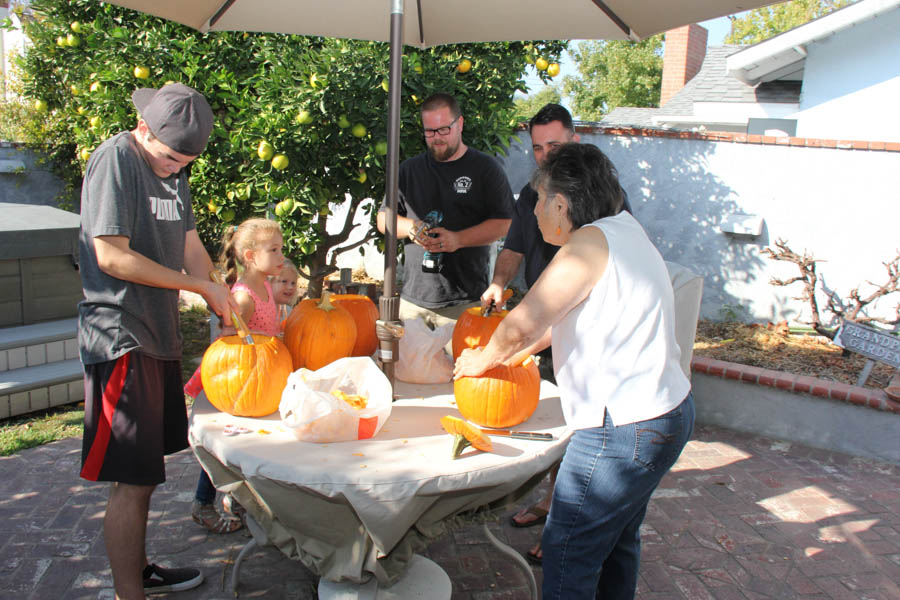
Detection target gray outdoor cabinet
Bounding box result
[0,203,83,327]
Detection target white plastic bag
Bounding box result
[395,318,454,384]
[279,357,392,442]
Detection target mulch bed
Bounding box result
[693,319,895,391]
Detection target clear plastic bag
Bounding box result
[395,318,454,384]
[279,357,392,442]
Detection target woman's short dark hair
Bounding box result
[530,143,625,229]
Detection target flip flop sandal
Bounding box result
[525,547,543,566]
[509,505,548,528]
[192,502,244,534]
[222,494,247,521]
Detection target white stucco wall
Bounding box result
[796,8,900,142]
[1,10,27,101]
[499,129,900,326]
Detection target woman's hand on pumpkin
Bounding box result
[454,347,490,379]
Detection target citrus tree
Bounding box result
[8,0,565,296]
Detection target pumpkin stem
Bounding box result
[449,433,472,459]
[318,290,336,311]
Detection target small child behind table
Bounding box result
[187,217,286,534]
[270,260,301,332]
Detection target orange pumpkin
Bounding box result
[200,334,293,417]
[454,356,541,428]
[284,291,357,370]
[451,307,509,359]
[331,294,379,357]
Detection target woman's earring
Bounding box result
[556,225,562,235]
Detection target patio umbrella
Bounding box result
[102,0,777,383]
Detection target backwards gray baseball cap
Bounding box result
[131,83,214,156]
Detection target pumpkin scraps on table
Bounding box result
[440,415,493,459]
[332,389,368,410]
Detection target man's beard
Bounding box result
[427,139,458,162]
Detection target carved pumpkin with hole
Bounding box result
[454,355,541,428]
[200,334,293,417]
[451,307,509,359]
[284,291,357,370]
[451,289,513,359]
[331,294,379,357]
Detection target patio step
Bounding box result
[0,318,83,419]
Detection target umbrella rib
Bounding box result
[210,0,239,29]
[590,0,635,39]
[416,0,425,46]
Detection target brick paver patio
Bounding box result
[1,424,898,599]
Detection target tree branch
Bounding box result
[762,240,900,336]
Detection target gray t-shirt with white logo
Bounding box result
[78,131,196,365]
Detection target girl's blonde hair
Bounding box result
[219,218,282,285]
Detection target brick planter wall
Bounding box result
[689,356,900,464]
[691,356,900,414]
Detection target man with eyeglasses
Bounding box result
[377,93,514,329]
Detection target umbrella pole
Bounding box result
[376,0,405,392]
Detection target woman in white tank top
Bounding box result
[454,143,694,600]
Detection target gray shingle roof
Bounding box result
[599,45,802,128]
[661,45,801,116]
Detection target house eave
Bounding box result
[726,0,900,86]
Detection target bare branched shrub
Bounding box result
[762,239,900,339]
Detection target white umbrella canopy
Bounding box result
[104,0,774,44]
[101,0,777,383]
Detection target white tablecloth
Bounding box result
[189,379,570,584]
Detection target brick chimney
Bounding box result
[660,24,708,107]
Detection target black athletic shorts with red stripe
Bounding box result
[80,351,189,485]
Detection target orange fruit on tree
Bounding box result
[535,57,549,71]
[271,154,289,170]
[547,63,560,77]
[456,59,472,73]
[257,140,274,160]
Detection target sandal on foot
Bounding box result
[525,547,542,566]
[192,502,244,534]
[509,504,548,528]
[222,494,246,521]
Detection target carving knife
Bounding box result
[481,288,515,317]
[479,428,553,441]
[209,270,254,345]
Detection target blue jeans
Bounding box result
[541,392,695,600]
[195,469,217,505]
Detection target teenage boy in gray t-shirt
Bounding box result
[78,83,235,597]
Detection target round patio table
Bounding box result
[189,378,570,597]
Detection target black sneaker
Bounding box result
[143,563,204,594]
